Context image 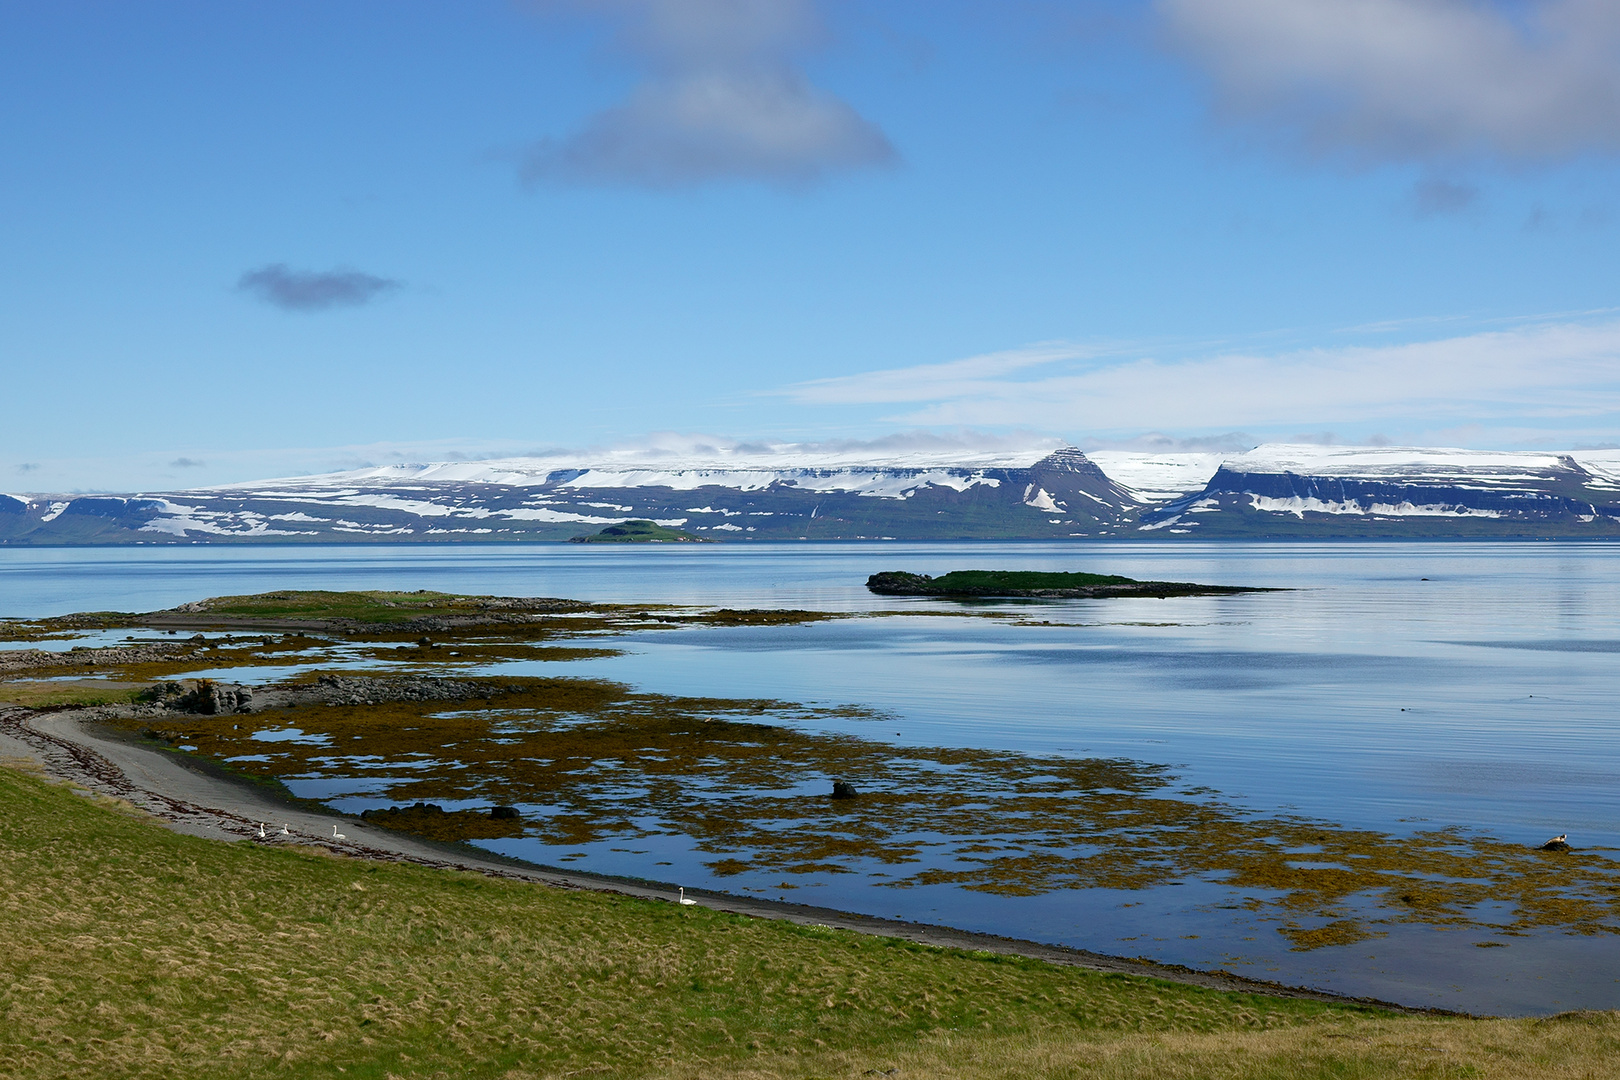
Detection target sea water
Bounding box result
[4,541,1618,1013]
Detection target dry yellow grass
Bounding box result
[2,763,1618,1078]
[661,1012,1620,1079]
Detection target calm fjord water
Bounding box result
[4,541,1619,1013]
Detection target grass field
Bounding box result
[0,681,147,708]
[2,764,1618,1079]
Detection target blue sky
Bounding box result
[4,0,1619,491]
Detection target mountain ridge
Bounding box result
[4,444,1619,543]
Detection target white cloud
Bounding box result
[776,319,1620,434]
[525,0,894,186]
[0,431,1075,494]
[494,429,1068,469]
[1159,0,1620,163]
[0,439,530,495]
[784,343,1099,405]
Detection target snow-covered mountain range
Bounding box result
[4,444,1619,544]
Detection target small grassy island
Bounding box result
[867,569,1269,599]
[570,519,712,543]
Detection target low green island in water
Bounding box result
[866,569,1271,599]
[569,519,711,543]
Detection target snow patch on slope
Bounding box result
[1248,495,1502,519]
[210,439,1063,494]
[1228,445,1579,481]
[555,467,1002,499]
[1087,452,1232,502]
[1573,451,1620,487]
[1023,487,1061,512]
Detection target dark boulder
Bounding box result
[161,679,254,715]
[488,806,521,820]
[831,780,859,800]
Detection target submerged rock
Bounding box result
[360,801,524,842]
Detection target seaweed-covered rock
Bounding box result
[831,780,859,799]
[146,679,254,714]
[313,673,502,705]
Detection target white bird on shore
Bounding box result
[257,823,266,839]
[332,825,346,841]
[280,824,290,835]
[678,888,697,906]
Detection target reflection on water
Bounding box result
[148,683,1620,961]
[7,540,1620,1013]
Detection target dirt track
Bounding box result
[0,703,1457,1017]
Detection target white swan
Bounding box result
[678,887,697,906]
[257,823,266,839]
[331,825,346,840]
[280,824,290,835]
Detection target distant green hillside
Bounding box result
[570,520,712,544]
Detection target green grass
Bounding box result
[0,681,148,708]
[3,764,1620,1079]
[930,570,1138,591]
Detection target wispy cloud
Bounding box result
[784,343,1101,405]
[558,428,1065,465]
[237,265,401,312]
[4,440,525,494]
[775,319,1620,434]
[523,0,894,187]
[1159,0,1620,165]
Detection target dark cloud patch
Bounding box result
[170,457,206,468]
[15,463,40,473]
[238,265,400,312]
[1411,177,1477,217]
[523,0,895,187]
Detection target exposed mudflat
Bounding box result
[0,701,1447,1016]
